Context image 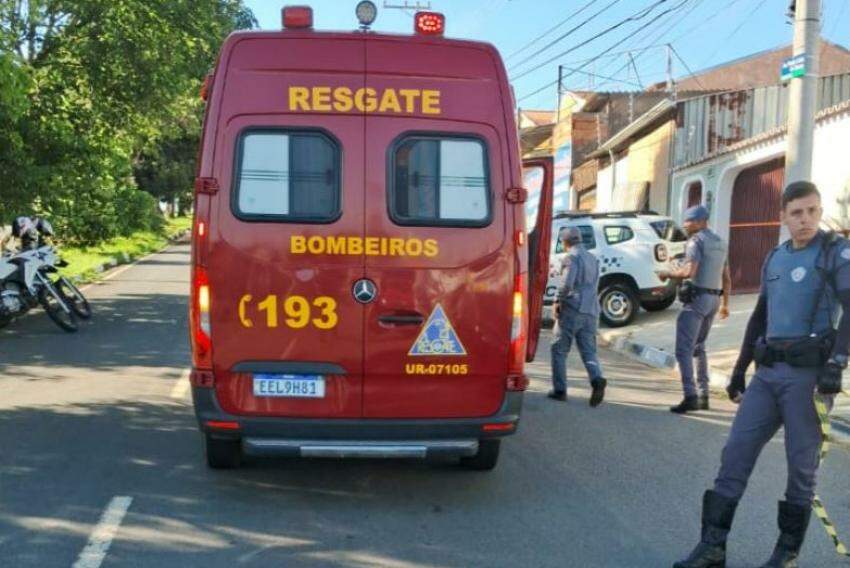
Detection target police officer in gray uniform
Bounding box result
[549,226,607,407]
[658,205,731,414]
[674,182,849,568]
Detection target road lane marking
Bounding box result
[73,496,132,568]
[170,369,191,399]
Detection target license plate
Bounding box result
[252,374,325,398]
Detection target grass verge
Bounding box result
[59,216,192,282]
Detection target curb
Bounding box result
[598,331,677,370]
[67,229,190,285]
[598,330,850,445]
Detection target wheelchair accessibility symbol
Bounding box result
[408,304,467,356]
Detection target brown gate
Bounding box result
[729,158,784,293]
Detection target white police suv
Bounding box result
[544,211,687,328]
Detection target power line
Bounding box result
[592,0,699,87]
[700,0,770,67]
[510,0,672,81]
[594,0,698,78]
[505,0,603,62]
[516,78,560,104]
[560,0,692,84]
[509,0,626,71]
[669,0,752,44]
[516,65,644,104]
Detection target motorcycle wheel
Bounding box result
[55,277,92,319]
[38,283,78,333]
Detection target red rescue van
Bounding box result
[189,4,554,470]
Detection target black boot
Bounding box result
[547,390,567,402]
[671,396,700,414]
[673,490,738,568]
[589,378,607,407]
[759,501,811,568]
[698,395,710,410]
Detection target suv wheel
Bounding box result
[599,282,638,328]
[640,296,676,312]
[460,439,500,471]
[205,435,241,469]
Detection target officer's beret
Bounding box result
[683,205,709,222]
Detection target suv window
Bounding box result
[650,220,688,242]
[555,225,596,253]
[604,225,634,245]
[391,136,490,226]
[235,130,340,221]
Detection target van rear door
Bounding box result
[359,39,512,419]
[208,36,366,419]
[522,157,554,361]
[361,119,510,418]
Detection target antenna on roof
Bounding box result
[383,1,431,10]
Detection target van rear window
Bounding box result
[234,130,340,222]
[390,136,490,227]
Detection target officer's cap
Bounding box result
[561,226,582,245]
[683,205,709,222]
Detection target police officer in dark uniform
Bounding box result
[549,226,607,407]
[674,182,849,568]
[658,205,732,413]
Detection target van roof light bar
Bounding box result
[282,5,313,29]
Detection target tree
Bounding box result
[0,0,255,242]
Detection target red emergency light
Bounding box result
[414,11,445,36]
[282,5,313,29]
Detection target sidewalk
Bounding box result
[597,294,850,435]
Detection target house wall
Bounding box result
[626,120,674,213]
[670,108,850,243]
[595,154,630,212]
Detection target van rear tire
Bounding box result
[460,439,500,471]
[205,435,241,469]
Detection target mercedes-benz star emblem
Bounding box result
[352,279,377,304]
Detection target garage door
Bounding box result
[729,158,784,293]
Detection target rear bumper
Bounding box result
[192,387,523,457]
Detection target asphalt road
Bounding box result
[1,243,849,567]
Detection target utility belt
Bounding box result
[753,332,836,368]
[678,280,723,304]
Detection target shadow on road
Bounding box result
[0,395,698,568]
[0,291,188,373]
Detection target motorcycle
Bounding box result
[0,217,91,333]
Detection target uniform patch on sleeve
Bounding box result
[841,247,850,260]
[408,304,467,356]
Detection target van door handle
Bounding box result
[378,313,425,326]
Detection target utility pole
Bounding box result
[785,0,821,183]
[556,65,564,124]
[666,44,676,100]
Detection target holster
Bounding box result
[678,280,695,304]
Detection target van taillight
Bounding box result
[508,273,528,388]
[654,243,668,262]
[191,267,213,369]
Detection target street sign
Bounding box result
[781,54,806,81]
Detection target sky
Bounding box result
[244,0,850,110]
